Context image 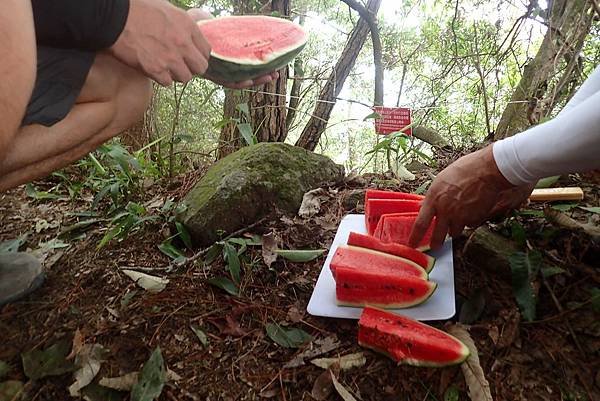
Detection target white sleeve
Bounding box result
[492,66,600,186]
[562,65,600,112]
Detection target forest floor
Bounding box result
[0,164,599,401]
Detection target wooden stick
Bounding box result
[529,187,584,202]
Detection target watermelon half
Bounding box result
[347,232,435,273]
[335,267,437,308]
[330,245,428,280]
[197,16,307,82]
[358,307,470,367]
[366,199,422,235]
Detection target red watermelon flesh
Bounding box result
[373,212,419,239]
[366,199,422,235]
[329,245,427,280]
[347,232,435,273]
[379,214,435,252]
[197,16,307,82]
[358,307,470,366]
[365,189,425,203]
[335,267,436,308]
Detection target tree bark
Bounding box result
[295,0,383,151]
[494,0,594,140]
[217,0,290,159]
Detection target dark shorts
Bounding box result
[22,46,96,127]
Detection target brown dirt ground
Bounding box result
[1,172,599,401]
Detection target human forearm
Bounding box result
[0,0,36,164]
[493,90,600,185]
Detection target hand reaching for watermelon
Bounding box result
[409,145,516,250]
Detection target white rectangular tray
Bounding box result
[307,214,455,321]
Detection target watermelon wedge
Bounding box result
[365,189,425,203]
[347,232,435,273]
[378,214,436,251]
[358,307,470,367]
[335,267,437,308]
[365,199,422,235]
[329,245,428,280]
[197,16,307,82]
[373,212,419,239]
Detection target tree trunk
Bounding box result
[494,0,594,140]
[295,0,383,151]
[217,0,290,160]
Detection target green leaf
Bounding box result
[510,221,527,248]
[175,222,193,250]
[551,203,578,212]
[590,288,600,313]
[130,347,166,401]
[509,251,542,322]
[459,288,486,324]
[362,112,381,121]
[228,238,247,255]
[274,249,325,262]
[25,184,61,200]
[223,242,241,284]
[517,210,545,218]
[579,206,600,214]
[236,102,251,119]
[204,243,223,264]
[21,339,75,380]
[191,326,209,347]
[158,241,185,260]
[541,266,566,278]
[0,234,28,254]
[207,277,239,296]
[120,290,138,308]
[535,175,560,189]
[443,386,459,401]
[80,383,125,401]
[266,323,312,348]
[237,123,256,146]
[0,361,10,380]
[0,380,24,401]
[244,234,263,246]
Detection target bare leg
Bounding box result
[0,53,152,191]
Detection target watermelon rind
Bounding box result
[347,232,436,273]
[335,281,437,309]
[358,307,470,367]
[342,245,429,279]
[357,339,469,367]
[198,16,308,82]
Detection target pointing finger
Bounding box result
[430,217,449,251]
[409,202,435,248]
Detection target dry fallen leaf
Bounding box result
[99,369,180,391]
[448,324,493,401]
[68,344,107,397]
[122,270,169,293]
[311,352,366,370]
[284,336,341,368]
[331,371,359,401]
[298,188,330,218]
[261,232,278,268]
[311,363,340,401]
[67,329,84,360]
[287,305,304,323]
[544,207,600,240]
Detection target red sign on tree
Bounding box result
[373,107,412,135]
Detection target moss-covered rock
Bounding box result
[177,143,344,246]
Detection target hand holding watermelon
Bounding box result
[110,0,212,86]
[409,145,514,250]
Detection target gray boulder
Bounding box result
[177,142,344,246]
